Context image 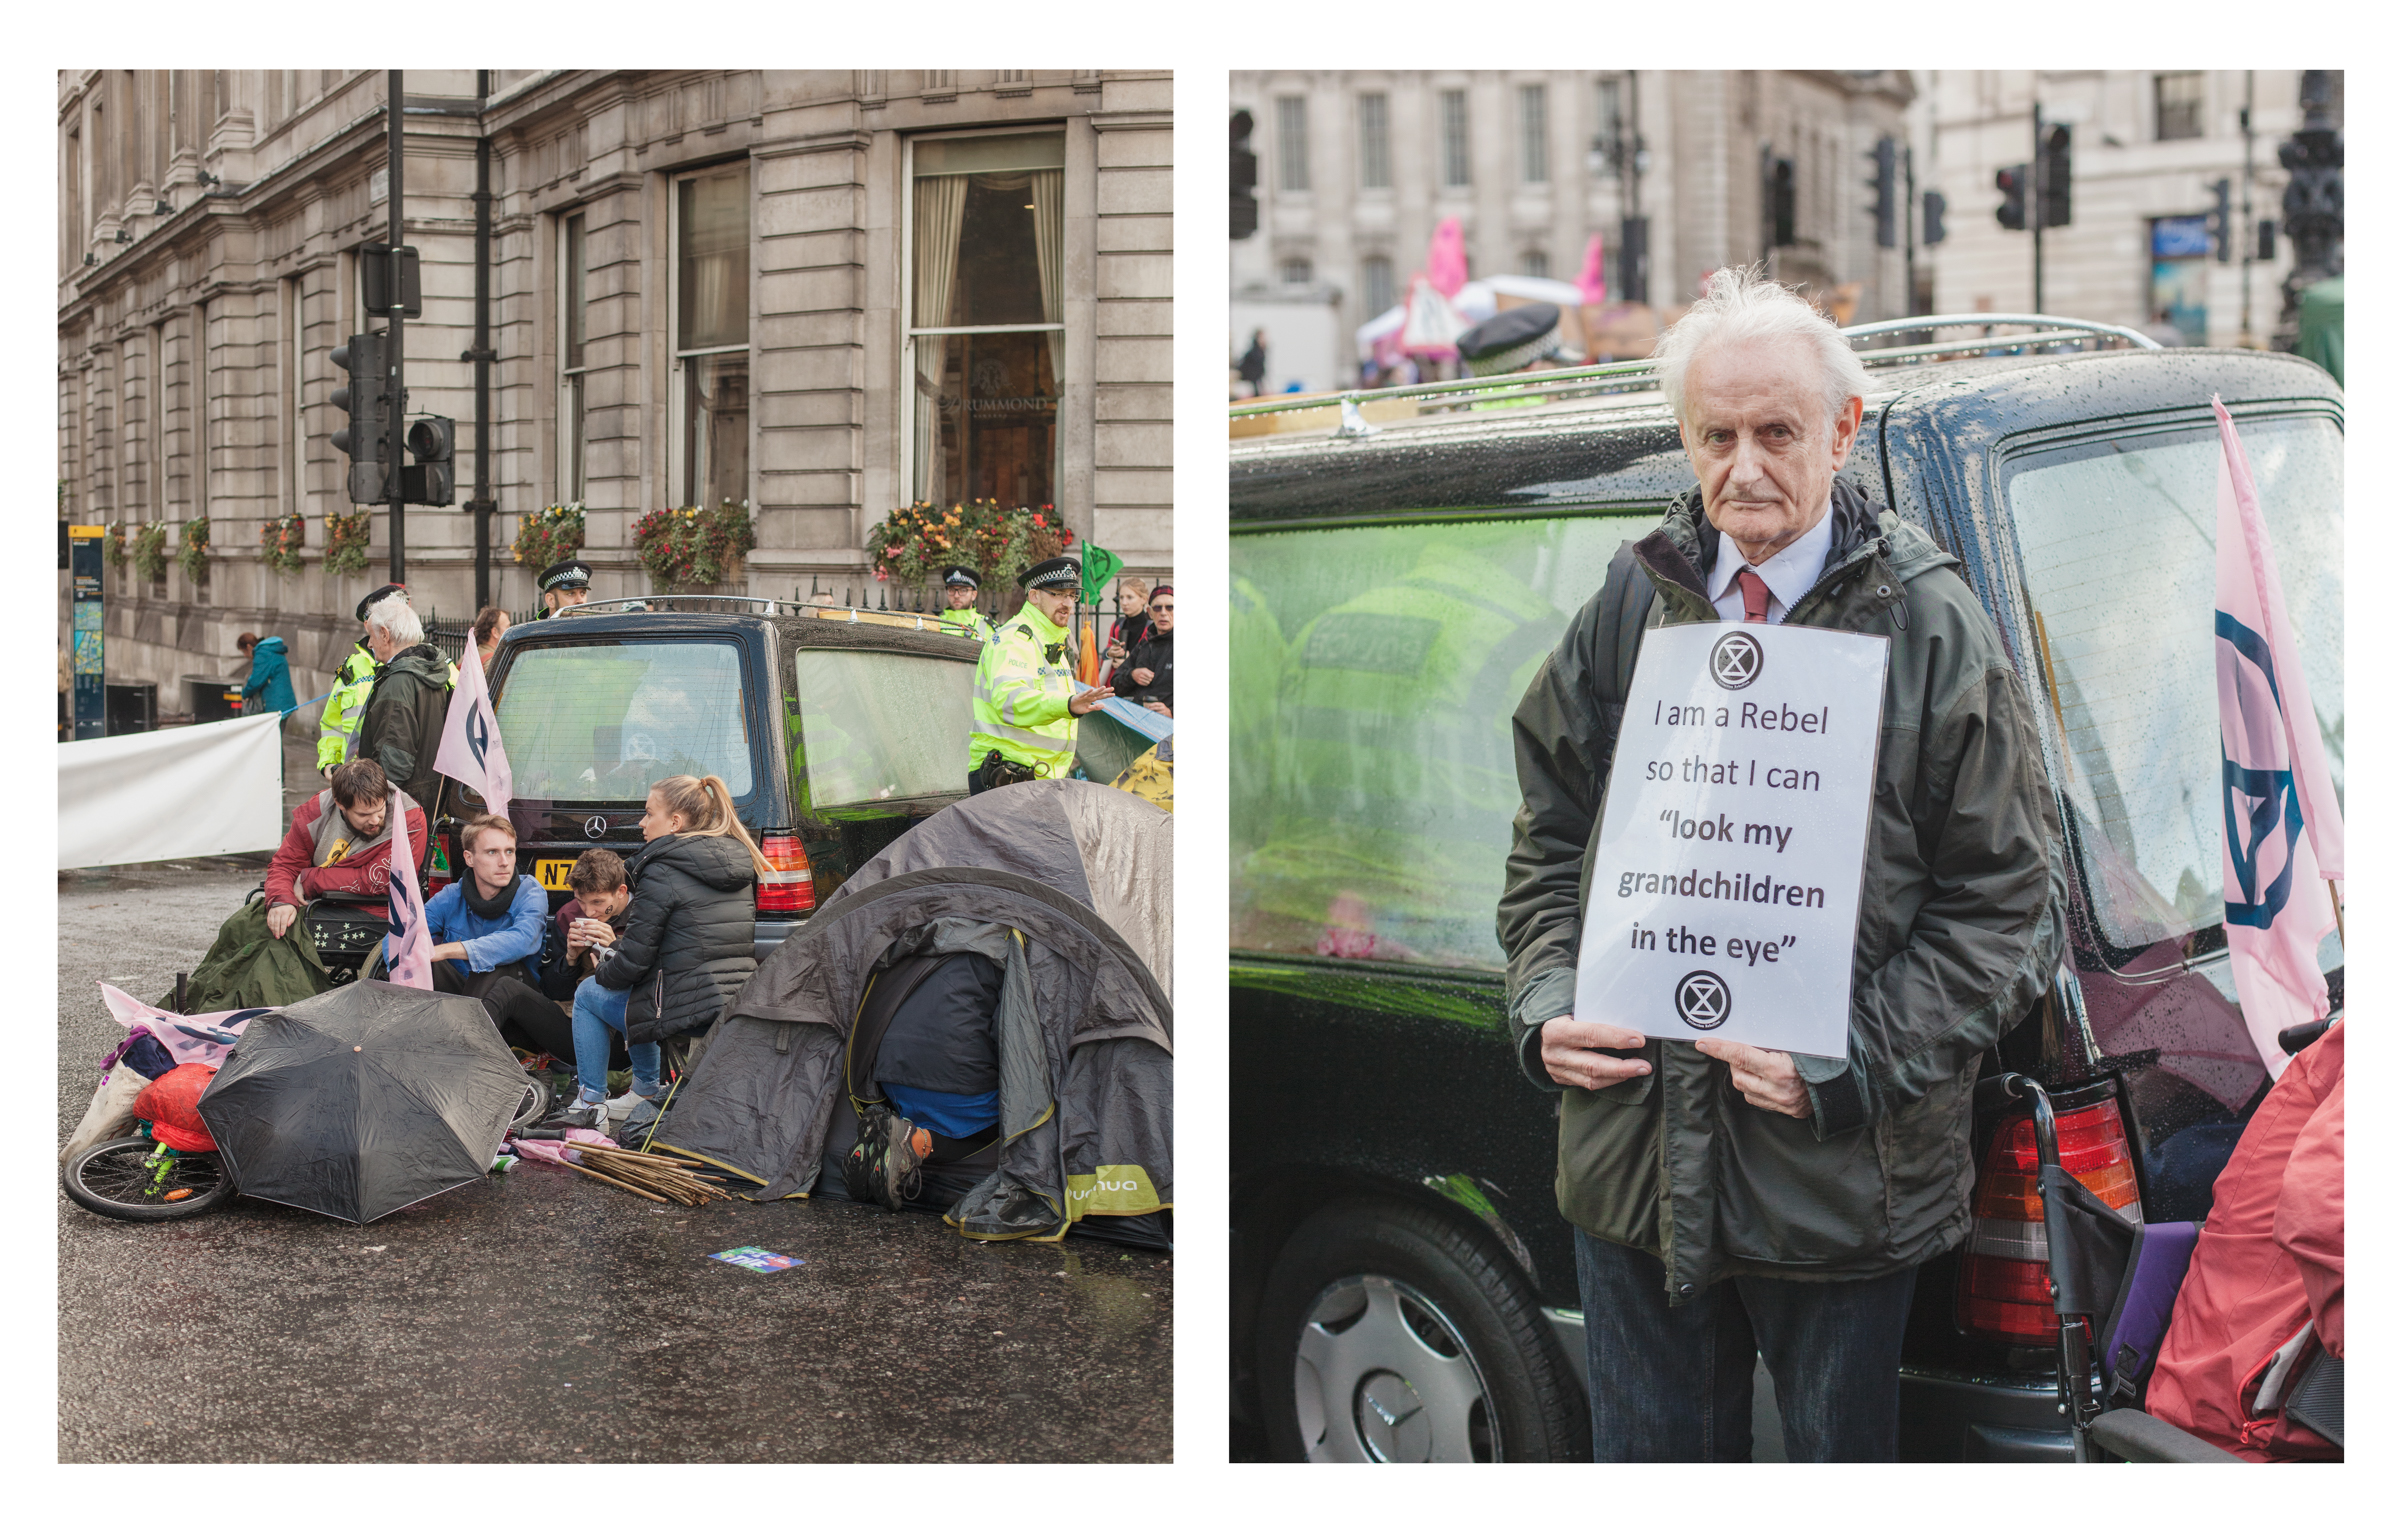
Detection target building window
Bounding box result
[1362,254,1395,317]
[2155,72,2205,141]
[1358,93,1390,189]
[908,130,1065,509]
[1280,256,1313,286]
[559,211,591,506]
[1440,89,1471,187]
[1276,95,1310,192]
[674,164,749,511]
[1519,84,1548,184]
[280,278,301,516]
[147,323,165,523]
[1521,249,1549,279]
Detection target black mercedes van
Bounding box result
[476,597,982,956]
[1227,321,2344,1461]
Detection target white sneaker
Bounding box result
[605,1086,664,1116]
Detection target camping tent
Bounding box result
[653,779,1172,1246]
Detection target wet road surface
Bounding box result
[58,862,1172,1463]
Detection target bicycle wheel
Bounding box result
[62,1137,237,1222]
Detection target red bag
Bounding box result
[132,1062,220,1154]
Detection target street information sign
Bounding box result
[1573,621,1889,1058]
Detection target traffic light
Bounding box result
[403,415,455,506]
[1230,110,1258,241]
[329,331,390,505]
[1764,154,1795,247]
[1923,189,1948,245]
[361,242,422,319]
[2038,124,2072,229]
[2210,178,2235,262]
[1995,164,2028,231]
[1865,135,1898,249]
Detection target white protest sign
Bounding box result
[1573,621,1888,1058]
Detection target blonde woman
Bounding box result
[553,774,768,1127]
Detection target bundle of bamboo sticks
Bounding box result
[562,1144,737,1206]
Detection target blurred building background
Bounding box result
[59,69,1172,709]
[1231,69,2335,393]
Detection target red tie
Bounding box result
[1735,569,1773,624]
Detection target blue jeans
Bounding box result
[570,975,656,1102]
[1573,1229,1916,1462]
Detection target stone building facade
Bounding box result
[1229,70,1912,390]
[58,69,1173,708]
[1914,70,2317,346]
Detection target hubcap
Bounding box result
[1292,1275,1495,1462]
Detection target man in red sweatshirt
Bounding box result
[261,758,429,938]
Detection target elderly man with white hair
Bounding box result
[355,590,457,825]
[1498,265,2066,1461]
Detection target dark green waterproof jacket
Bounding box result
[1497,481,2066,1301]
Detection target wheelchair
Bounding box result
[2001,1018,2343,1463]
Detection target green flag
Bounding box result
[1080,542,1124,606]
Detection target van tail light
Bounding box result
[755,833,815,915]
[1958,1096,2142,1342]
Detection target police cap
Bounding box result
[539,559,593,594]
[1019,555,1081,592]
[1457,303,1563,377]
[355,583,406,623]
[941,565,981,590]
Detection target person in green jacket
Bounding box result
[316,583,402,774]
[935,564,996,646]
[966,556,1110,793]
[1497,265,2065,1462]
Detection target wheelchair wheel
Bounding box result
[510,1074,551,1135]
[62,1137,237,1222]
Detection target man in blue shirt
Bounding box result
[425,813,573,1062]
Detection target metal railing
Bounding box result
[1228,313,2163,434]
[436,586,1152,659]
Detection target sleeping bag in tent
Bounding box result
[652,778,1171,1248]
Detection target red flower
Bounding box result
[1032,514,1046,527]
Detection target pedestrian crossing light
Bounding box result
[329,331,390,505]
[404,415,456,507]
[1994,164,2029,232]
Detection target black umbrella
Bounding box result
[196,981,528,1224]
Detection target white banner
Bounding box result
[1574,622,1888,1058]
[57,712,286,870]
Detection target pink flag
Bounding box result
[1426,217,1468,298]
[1575,232,1609,308]
[383,789,434,989]
[2213,396,2338,1077]
[433,639,513,822]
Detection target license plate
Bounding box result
[534,858,578,892]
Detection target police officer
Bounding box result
[966,556,1110,794]
[936,565,996,646]
[1455,302,1575,410]
[537,559,593,616]
[316,582,403,775]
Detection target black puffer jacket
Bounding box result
[1119,628,1173,710]
[595,833,758,1044]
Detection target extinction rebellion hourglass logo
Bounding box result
[1673,970,1731,1030]
[1708,630,1764,690]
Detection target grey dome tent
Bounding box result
[652,779,1171,1246]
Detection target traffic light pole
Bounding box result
[2030,101,2044,315]
[2240,71,2257,347]
[386,69,407,585]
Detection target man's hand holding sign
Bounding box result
[1499,266,2063,1462]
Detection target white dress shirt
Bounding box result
[1706,501,1837,624]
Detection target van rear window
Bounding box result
[496,640,753,801]
[1232,512,1655,969]
[791,648,971,810]
[2007,415,2343,956]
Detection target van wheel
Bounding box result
[1255,1197,1586,1462]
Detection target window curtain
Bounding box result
[1031,168,1064,386]
[913,173,967,502]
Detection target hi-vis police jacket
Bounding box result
[968,601,1079,778]
[315,644,380,770]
